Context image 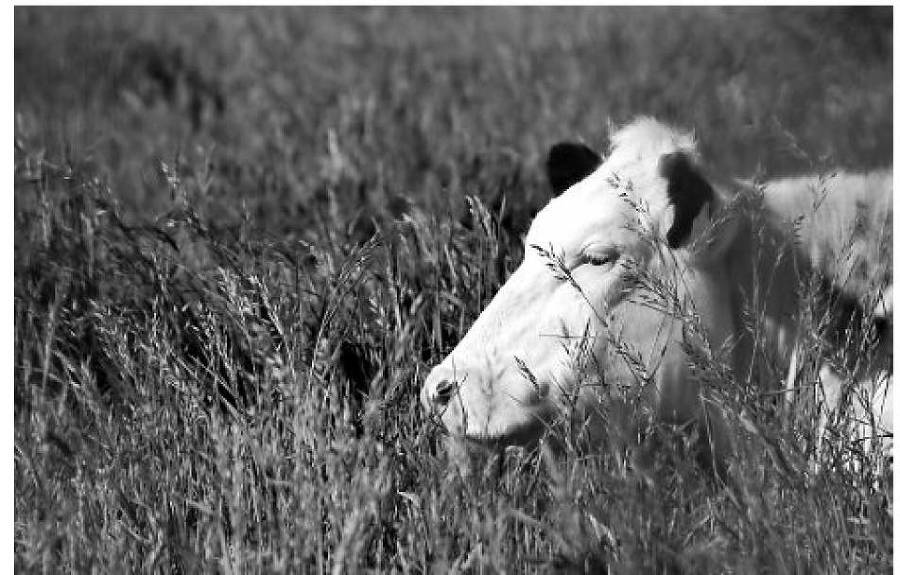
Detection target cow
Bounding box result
[420,117,891,475]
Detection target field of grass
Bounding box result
[14,7,892,572]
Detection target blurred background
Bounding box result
[15,7,892,233]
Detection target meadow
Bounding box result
[14,7,892,572]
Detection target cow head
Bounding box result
[421,118,736,453]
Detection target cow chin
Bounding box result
[441,414,553,476]
[436,383,559,447]
[459,413,549,448]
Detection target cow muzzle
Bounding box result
[421,360,554,444]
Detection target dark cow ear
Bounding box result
[658,152,715,249]
[546,142,601,197]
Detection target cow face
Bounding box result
[421,119,733,450]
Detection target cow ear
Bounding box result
[658,152,716,249]
[546,142,601,197]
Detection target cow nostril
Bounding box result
[432,379,456,406]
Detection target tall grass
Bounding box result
[15,7,891,572]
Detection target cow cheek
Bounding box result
[533,288,614,394]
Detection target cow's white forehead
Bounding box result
[527,118,699,251]
[608,116,697,165]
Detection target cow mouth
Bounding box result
[454,411,556,450]
[423,377,563,450]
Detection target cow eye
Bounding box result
[584,249,620,267]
